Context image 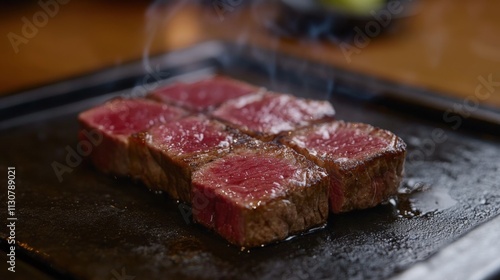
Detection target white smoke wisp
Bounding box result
[142,0,189,74]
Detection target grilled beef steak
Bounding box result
[212,92,335,141]
[79,76,407,247]
[279,121,406,213]
[78,98,186,176]
[130,115,249,202]
[191,142,329,247]
[149,76,260,112]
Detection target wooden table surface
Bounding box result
[1,0,500,107]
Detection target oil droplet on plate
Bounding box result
[393,185,457,218]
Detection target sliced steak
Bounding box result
[212,92,335,141]
[191,142,329,247]
[149,76,260,112]
[78,98,186,176]
[130,115,249,201]
[279,121,406,213]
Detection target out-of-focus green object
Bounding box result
[320,0,385,15]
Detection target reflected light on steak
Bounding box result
[212,92,335,141]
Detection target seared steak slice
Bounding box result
[78,98,186,176]
[130,115,249,202]
[212,92,335,141]
[191,142,329,247]
[149,76,260,112]
[279,121,406,213]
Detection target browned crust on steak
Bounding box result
[192,142,329,247]
[279,121,406,213]
[129,119,252,202]
[239,177,329,247]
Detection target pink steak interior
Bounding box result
[213,93,335,135]
[193,153,299,207]
[291,123,393,162]
[151,76,258,112]
[148,116,235,155]
[85,99,185,136]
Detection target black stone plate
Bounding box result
[0,41,499,280]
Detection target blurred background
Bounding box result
[1,0,500,107]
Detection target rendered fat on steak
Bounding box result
[191,142,329,247]
[130,115,249,202]
[78,98,186,176]
[149,76,260,112]
[279,121,406,213]
[212,92,335,141]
